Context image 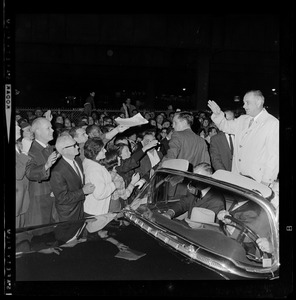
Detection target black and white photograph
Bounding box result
[3,1,293,297]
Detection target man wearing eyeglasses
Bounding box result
[50,135,95,225]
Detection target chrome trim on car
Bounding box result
[124,209,278,279]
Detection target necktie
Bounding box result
[73,160,82,182]
[248,118,254,128]
[43,145,52,157]
[228,134,234,155]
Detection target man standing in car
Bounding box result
[208,90,279,186]
[160,111,211,168]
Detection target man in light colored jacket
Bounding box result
[208,90,279,186]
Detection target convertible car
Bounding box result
[123,159,280,280]
[14,160,279,282]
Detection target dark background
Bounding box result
[13,13,283,115]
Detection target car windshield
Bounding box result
[129,169,278,270]
[15,167,279,276]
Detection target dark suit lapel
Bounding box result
[61,158,83,186]
[74,157,85,185]
[221,133,231,154]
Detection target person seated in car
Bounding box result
[217,200,272,256]
[162,163,225,222]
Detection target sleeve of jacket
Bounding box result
[262,120,279,183]
[50,170,85,205]
[162,132,182,161]
[26,153,50,182]
[16,152,31,180]
[89,167,116,201]
[131,148,146,162]
[116,151,143,176]
[170,194,195,218]
[209,137,226,171]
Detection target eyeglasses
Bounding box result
[63,142,79,149]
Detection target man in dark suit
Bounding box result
[160,111,210,168]
[159,126,173,156]
[135,132,163,181]
[158,111,210,199]
[25,117,60,226]
[162,163,225,221]
[49,135,95,243]
[50,135,95,222]
[209,131,234,171]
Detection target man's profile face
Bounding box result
[243,93,262,117]
[36,119,54,142]
[172,115,184,132]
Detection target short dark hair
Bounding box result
[175,111,194,126]
[69,126,80,139]
[84,137,104,161]
[102,148,119,171]
[194,162,213,175]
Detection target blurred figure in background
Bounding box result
[84,91,96,117]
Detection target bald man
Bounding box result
[208,90,279,186]
[25,117,60,226]
[50,135,95,222]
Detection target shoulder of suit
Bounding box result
[211,131,224,139]
[52,157,67,170]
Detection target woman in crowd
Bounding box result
[83,137,119,217]
[64,117,73,130]
[155,113,164,131]
[102,148,140,212]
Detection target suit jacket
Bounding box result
[25,140,59,226]
[116,148,145,186]
[16,151,31,228]
[159,137,170,156]
[136,150,163,181]
[209,131,233,171]
[162,128,211,167]
[211,108,279,183]
[50,157,85,222]
[171,188,226,220]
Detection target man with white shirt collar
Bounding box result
[25,117,60,226]
[50,135,95,224]
[135,132,163,181]
[208,90,279,186]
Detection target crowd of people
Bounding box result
[15,89,279,255]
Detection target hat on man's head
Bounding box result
[185,207,218,229]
